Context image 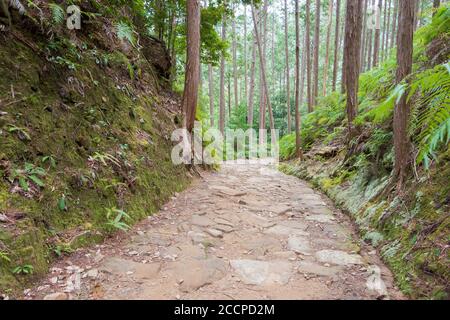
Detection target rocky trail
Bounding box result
[27,161,403,300]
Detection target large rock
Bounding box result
[315,250,364,266]
[100,257,161,280]
[287,236,313,255]
[230,260,292,285]
[170,257,228,293]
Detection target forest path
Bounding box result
[31,161,403,300]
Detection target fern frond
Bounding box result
[411,63,450,168]
[115,21,136,46]
[48,3,65,25]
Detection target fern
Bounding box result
[115,21,136,46]
[48,3,65,25]
[409,63,450,168]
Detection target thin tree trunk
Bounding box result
[251,3,275,132]
[332,0,341,91]
[381,0,388,61]
[219,17,226,134]
[248,37,257,127]
[385,0,392,58]
[208,64,214,127]
[305,0,313,112]
[294,0,303,158]
[312,0,321,106]
[284,0,292,133]
[343,0,363,138]
[322,0,334,96]
[228,72,231,118]
[244,6,248,100]
[390,0,398,50]
[361,0,368,72]
[393,0,415,189]
[182,0,201,133]
[232,15,239,108]
[373,0,382,67]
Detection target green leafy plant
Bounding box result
[0,251,11,263]
[58,195,67,211]
[12,264,34,275]
[408,63,450,168]
[42,155,57,169]
[89,152,122,167]
[115,21,136,46]
[48,3,65,25]
[9,163,46,191]
[105,208,131,231]
[53,244,73,257]
[7,125,31,141]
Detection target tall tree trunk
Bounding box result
[312,0,321,106]
[244,6,248,100]
[294,0,303,158]
[232,14,239,108]
[284,0,292,133]
[381,0,388,61]
[393,0,415,189]
[385,0,392,58]
[305,0,313,112]
[182,0,201,133]
[251,3,275,132]
[248,36,257,127]
[366,0,375,70]
[373,0,382,67]
[322,0,334,96]
[361,0,368,72]
[390,0,398,50]
[343,0,363,138]
[208,64,214,127]
[228,72,231,118]
[271,12,276,93]
[332,0,341,91]
[219,17,226,134]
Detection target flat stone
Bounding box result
[242,237,283,254]
[131,234,171,246]
[171,257,228,293]
[297,261,342,277]
[305,214,336,224]
[287,236,313,255]
[269,205,292,215]
[191,215,214,227]
[230,259,292,285]
[43,292,68,300]
[86,269,98,278]
[214,224,234,233]
[187,231,208,244]
[366,265,388,297]
[315,250,365,266]
[100,257,161,280]
[210,186,247,197]
[206,228,224,238]
[265,225,310,237]
[213,217,234,227]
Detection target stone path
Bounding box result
[29,161,403,300]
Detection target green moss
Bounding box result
[0,22,189,296]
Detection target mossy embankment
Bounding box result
[0,1,188,296]
[279,6,449,299]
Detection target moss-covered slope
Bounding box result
[278,5,449,299]
[0,1,188,295]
